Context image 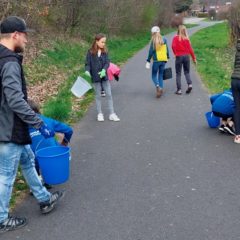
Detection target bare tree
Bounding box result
[228,0,240,43]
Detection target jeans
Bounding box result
[151,61,166,88]
[231,78,240,135]
[175,55,192,90]
[93,81,114,114]
[0,143,51,223]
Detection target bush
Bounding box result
[197,12,208,18]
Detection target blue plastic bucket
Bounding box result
[36,146,70,185]
[205,111,220,128]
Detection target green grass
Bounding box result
[191,22,234,93]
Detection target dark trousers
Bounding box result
[212,111,232,121]
[175,55,192,90]
[231,78,240,134]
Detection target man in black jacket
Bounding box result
[231,39,240,143]
[0,16,64,233]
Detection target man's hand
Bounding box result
[98,69,106,78]
[39,124,55,138]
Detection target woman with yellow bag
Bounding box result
[146,26,170,98]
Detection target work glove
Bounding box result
[84,71,91,77]
[39,124,55,138]
[145,62,150,69]
[98,69,106,78]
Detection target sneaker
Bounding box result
[109,113,120,121]
[234,135,240,144]
[175,89,182,95]
[97,113,104,122]
[0,216,27,233]
[40,191,65,214]
[218,124,227,133]
[224,124,235,136]
[186,85,192,94]
[101,91,106,97]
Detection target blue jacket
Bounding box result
[29,114,73,153]
[146,37,170,62]
[210,90,235,116]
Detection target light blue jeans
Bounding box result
[152,61,166,88]
[0,143,51,223]
[93,81,114,114]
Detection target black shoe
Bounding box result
[0,216,27,233]
[101,91,106,97]
[224,124,235,136]
[218,124,227,133]
[186,86,192,94]
[175,89,182,95]
[40,191,65,214]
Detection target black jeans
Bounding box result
[175,55,192,90]
[231,78,240,135]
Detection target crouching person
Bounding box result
[210,89,235,135]
[0,16,64,233]
[28,99,73,188]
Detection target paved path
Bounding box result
[7,20,240,240]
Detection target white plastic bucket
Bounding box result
[71,76,92,98]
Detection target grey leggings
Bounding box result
[93,81,114,115]
[175,55,192,90]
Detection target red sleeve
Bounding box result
[186,39,196,61]
[171,36,177,56]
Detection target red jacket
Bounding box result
[171,35,196,61]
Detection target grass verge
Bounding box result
[191,21,234,93]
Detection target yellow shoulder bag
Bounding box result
[156,44,168,61]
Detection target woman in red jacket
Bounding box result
[172,25,197,95]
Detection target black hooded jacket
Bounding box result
[232,39,240,80]
[85,50,110,83]
[0,44,43,144]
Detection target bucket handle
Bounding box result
[35,135,69,154]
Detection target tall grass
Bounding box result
[191,22,234,93]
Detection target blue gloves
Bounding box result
[39,124,55,138]
[98,69,106,78]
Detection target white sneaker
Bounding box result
[97,113,104,122]
[109,113,120,121]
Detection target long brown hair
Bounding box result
[90,33,108,55]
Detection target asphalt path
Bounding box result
[6,20,240,240]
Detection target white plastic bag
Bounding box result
[71,76,92,98]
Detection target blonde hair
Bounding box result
[177,25,189,40]
[151,31,164,50]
